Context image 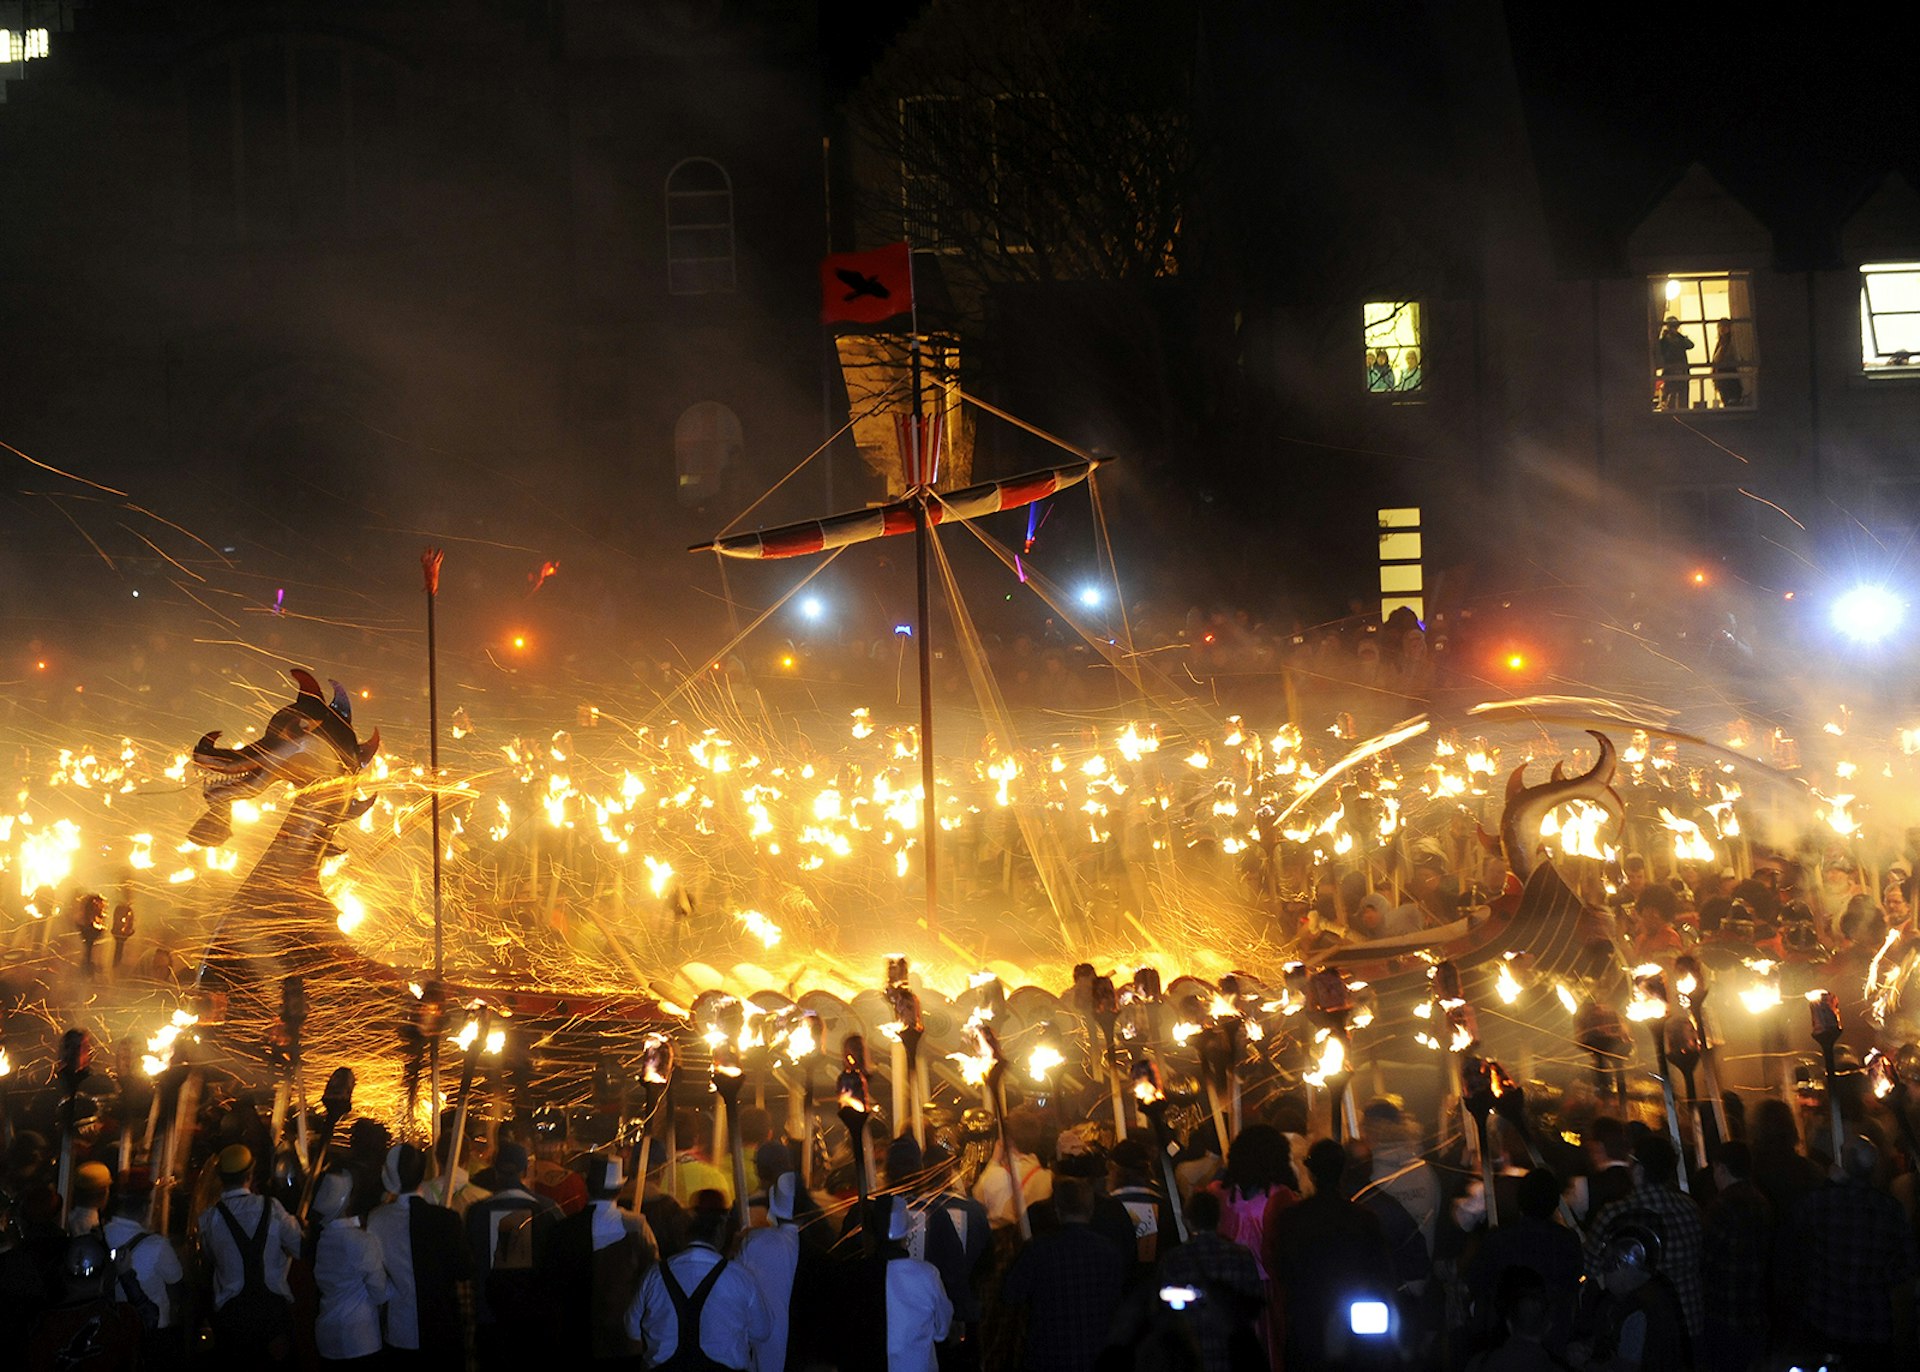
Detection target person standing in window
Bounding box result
[1711,321,1743,407]
[1399,349,1423,391]
[1658,317,1694,409]
[1368,349,1396,391]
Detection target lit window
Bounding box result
[1,29,50,62]
[666,159,736,295]
[674,402,742,508]
[1861,263,1920,376]
[1363,303,1423,395]
[1377,506,1423,622]
[1652,273,1756,412]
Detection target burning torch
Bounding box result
[1460,1054,1507,1228]
[1131,1056,1190,1243]
[445,999,506,1202]
[632,1030,677,1197]
[886,957,927,1148]
[297,1066,358,1221]
[1808,989,1847,1170]
[712,1039,748,1230]
[1628,966,1689,1191]
[56,1028,91,1226]
[1866,1045,1920,1164]
[1090,973,1126,1139]
[1674,955,1729,1148]
[838,1035,875,1247]
[1307,967,1357,1143]
[969,1015,1030,1240]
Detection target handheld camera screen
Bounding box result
[1159,1285,1201,1312]
[1349,1300,1391,1336]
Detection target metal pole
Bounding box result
[423,551,445,1152]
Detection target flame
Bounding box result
[1657,808,1717,863]
[1027,1044,1066,1083]
[1303,1035,1347,1086]
[141,1009,199,1076]
[1496,960,1522,1005]
[736,909,782,948]
[1555,983,1579,1015]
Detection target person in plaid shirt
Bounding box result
[1155,1189,1266,1372]
[1783,1137,1917,1365]
[1700,1141,1774,1372]
[1584,1134,1705,1345]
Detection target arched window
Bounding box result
[666,158,736,294]
[674,402,742,506]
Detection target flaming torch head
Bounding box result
[1866,1047,1900,1102]
[711,1040,744,1108]
[1807,989,1843,1049]
[1091,974,1118,1025]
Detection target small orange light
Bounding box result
[512,636,527,651]
[1784,591,1796,601]
[1690,570,1707,586]
[35,660,47,671]
[1506,653,1526,671]
[359,689,370,700]
[781,655,795,669]
[1203,633,1216,645]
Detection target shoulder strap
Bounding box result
[249,1198,277,1260]
[216,1199,271,1294]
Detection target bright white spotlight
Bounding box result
[1077,585,1104,610]
[798,595,824,622]
[1831,585,1904,643]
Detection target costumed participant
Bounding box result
[623,1188,769,1371]
[464,1141,561,1371]
[366,1142,471,1368]
[540,1153,654,1366]
[882,1194,954,1372]
[196,1142,304,1367]
[736,1171,803,1372]
[1094,1136,1180,1291]
[1569,1229,1690,1372]
[309,1169,392,1366]
[907,1140,990,1371]
[103,1167,185,1370]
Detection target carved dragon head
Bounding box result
[1498,729,1622,883]
[188,668,379,848]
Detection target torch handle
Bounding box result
[1477,1116,1498,1229]
[1823,1047,1846,1172]
[726,1100,750,1232]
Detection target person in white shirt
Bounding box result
[366,1143,471,1366]
[103,1168,186,1361]
[310,1169,392,1365]
[880,1195,954,1372]
[970,1106,1052,1230]
[736,1171,803,1371]
[625,1188,771,1370]
[195,1143,305,1366]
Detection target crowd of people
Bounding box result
[5,1037,1920,1372]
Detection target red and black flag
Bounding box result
[820,242,913,325]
